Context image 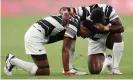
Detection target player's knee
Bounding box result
[31,54,50,76]
[36,66,50,75]
[88,53,105,74]
[113,33,121,37]
[113,33,122,42]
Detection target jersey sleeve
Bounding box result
[110,8,119,21]
[65,15,80,39]
[76,6,89,20]
[105,5,119,21]
[65,24,77,39]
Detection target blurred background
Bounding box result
[1,0,133,79]
[2,0,133,16]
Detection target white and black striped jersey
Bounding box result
[60,4,120,40]
[36,14,80,43]
[61,4,119,22]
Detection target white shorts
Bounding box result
[24,23,49,55]
[88,33,109,55]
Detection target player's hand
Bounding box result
[95,23,110,31]
[63,71,76,76]
[95,23,104,30]
[62,11,70,26]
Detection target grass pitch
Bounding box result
[1,15,133,79]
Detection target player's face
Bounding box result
[79,24,89,38]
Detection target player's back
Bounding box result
[37,14,65,37]
[84,4,118,22]
[36,14,80,43]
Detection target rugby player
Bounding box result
[4,14,90,76]
[60,4,124,74]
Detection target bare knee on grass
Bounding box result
[31,54,50,76]
[88,53,105,74]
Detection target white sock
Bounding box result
[101,55,110,72]
[69,40,75,69]
[10,57,38,75]
[69,47,75,69]
[62,48,74,73]
[113,42,124,68]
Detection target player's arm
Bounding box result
[62,20,78,75]
[106,7,124,33]
[59,7,77,26]
[62,35,75,75]
[60,6,87,26]
[108,17,124,33]
[96,18,124,33]
[96,7,124,33]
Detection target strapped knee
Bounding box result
[31,54,50,75]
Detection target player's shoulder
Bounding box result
[71,15,80,20]
[69,15,80,23]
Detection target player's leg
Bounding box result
[88,35,113,74]
[31,54,50,75]
[88,53,105,74]
[4,53,50,75]
[106,33,124,74]
[24,23,50,75]
[4,54,38,76]
[62,40,87,75]
[4,23,50,76]
[68,40,75,69]
[88,38,107,74]
[101,54,113,74]
[88,54,112,74]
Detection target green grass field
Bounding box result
[1,15,133,79]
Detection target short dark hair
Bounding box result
[90,8,104,23]
[82,20,93,30]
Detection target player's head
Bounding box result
[78,20,93,38]
[82,20,93,30]
[90,8,104,24]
